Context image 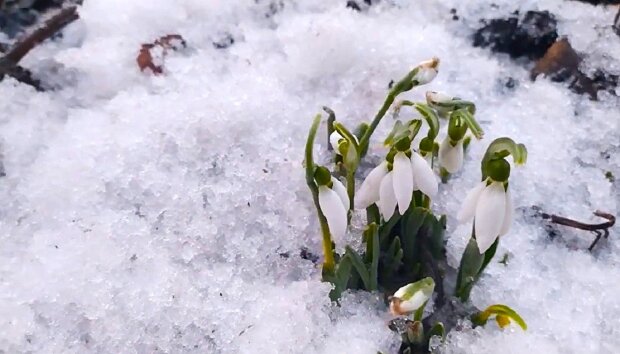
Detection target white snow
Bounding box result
[0,0,618,353]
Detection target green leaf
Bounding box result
[353,122,369,141]
[370,225,379,291]
[455,237,484,302]
[472,304,527,331]
[413,103,440,139]
[413,300,427,321]
[345,246,372,291]
[425,214,446,259]
[327,255,353,301]
[363,223,379,291]
[366,204,381,225]
[401,207,428,266]
[454,108,483,140]
[427,322,445,341]
[379,213,401,248]
[478,237,499,277]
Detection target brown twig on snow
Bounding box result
[540,210,616,251]
[0,6,79,89]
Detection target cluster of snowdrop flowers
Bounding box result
[355,138,438,220]
[304,58,528,351]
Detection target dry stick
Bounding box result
[0,6,79,89]
[540,210,615,251]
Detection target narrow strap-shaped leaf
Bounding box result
[477,237,499,277]
[369,224,380,291]
[345,246,372,290]
[401,207,428,265]
[427,322,445,341]
[328,255,353,301]
[379,213,401,248]
[455,237,484,301]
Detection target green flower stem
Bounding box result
[305,114,335,275]
[481,137,528,180]
[393,100,440,140]
[359,92,396,157]
[323,106,336,151]
[346,170,355,212]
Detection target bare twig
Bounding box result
[3,6,79,65]
[540,210,615,251]
[0,6,79,89]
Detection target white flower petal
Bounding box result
[411,152,438,198]
[393,152,414,215]
[438,138,463,173]
[318,185,348,243]
[474,182,507,253]
[499,187,513,236]
[457,181,487,223]
[329,131,343,153]
[398,291,427,313]
[355,161,388,209]
[426,91,453,104]
[378,172,397,220]
[331,177,350,212]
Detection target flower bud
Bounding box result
[389,277,435,316]
[412,58,439,85]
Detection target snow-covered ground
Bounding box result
[0,1,618,353]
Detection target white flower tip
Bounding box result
[318,185,348,242]
[474,182,507,254]
[420,57,440,69]
[426,91,452,104]
[390,278,435,315]
[329,131,343,153]
[393,152,414,215]
[439,138,463,174]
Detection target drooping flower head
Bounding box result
[314,166,349,243]
[458,138,527,253]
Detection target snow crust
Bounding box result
[0,0,618,353]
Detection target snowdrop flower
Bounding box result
[425,91,454,105]
[329,128,359,170]
[412,57,439,85]
[355,141,438,220]
[438,137,464,173]
[330,131,344,153]
[457,159,513,253]
[389,277,435,316]
[314,167,349,242]
[318,178,349,242]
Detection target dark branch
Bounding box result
[3,6,79,65]
[540,210,615,251]
[0,6,79,90]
